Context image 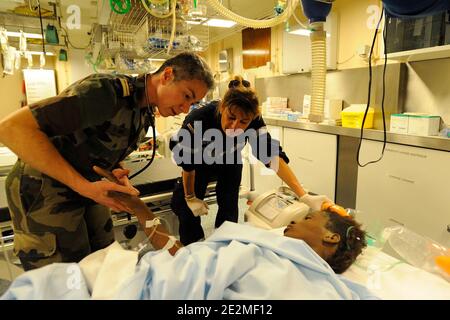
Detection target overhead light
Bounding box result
[242,50,269,56]
[186,17,208,25]
[205,19,236,28]
[289,28,331,37]
[186,20,203,25]
[27,51,55,56]
[6,31,43,39]
[289,29,311,36]
[148,58,166,62]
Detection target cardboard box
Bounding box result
[390,114,409,134]
[406,114,441,136]
[302,95,342,120]
[325,99,343,120]
[341,104,374,129]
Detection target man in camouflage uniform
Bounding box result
[0,52,214,270]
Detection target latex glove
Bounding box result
[300,194,333,212]
[185,196,209,217]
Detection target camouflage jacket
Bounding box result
[29,73,152,180]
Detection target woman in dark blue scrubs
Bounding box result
[170,76,332,245]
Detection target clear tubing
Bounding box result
[206,0,299,29]
[166,0,177,53]
[141,0,174,19]
[309,22,326,123]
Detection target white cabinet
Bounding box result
[242,125,284,195]
[356,140,450,247]
[282,128,337,200]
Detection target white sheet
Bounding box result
[79,241,138,299]
[342,246,450,300]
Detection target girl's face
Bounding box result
[284,211,340,259]
[220,106,253,137]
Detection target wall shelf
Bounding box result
[387,44,450,62]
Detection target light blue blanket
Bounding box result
[1,222,378,300]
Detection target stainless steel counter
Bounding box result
[265,118,450,152]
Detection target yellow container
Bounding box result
[341,104,374,129]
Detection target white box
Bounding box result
[390,114,409,134]
[303,95,342,120]
[406,114,440,136]
[325,99,343,120]
[302,95,311,118]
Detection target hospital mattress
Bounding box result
[342,246,450,300]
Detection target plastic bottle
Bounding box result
[383,226,450,281]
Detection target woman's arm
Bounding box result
[270,156,332,211]
[182,169,196,197]
[272,157,307,198]
[182,169,209,216]
[0,107,138,212]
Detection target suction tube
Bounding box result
[309,22,326,123]
[206,0,300,29]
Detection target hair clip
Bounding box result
[345,226,362,250]
[228,79,251,88]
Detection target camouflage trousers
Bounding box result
[5,160,115,271]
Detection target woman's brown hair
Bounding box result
[218,75,260,118]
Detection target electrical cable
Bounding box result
[292,11,308,29]
[59,26,90,50]
[129,74,157,180]
[356,7,387,167]
[37,0,46,55]
[337,53,355,65]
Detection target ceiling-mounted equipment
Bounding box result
[110,0,132,14]
[300,0,332,123]
[58,48,68,61]
[45,24,59,44]
[206,0,299,29]
[90,0,209,73]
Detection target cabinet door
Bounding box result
[283,128,337,200]
[242,125,284,195]
[356,140,450,247]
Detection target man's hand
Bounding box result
[80,179,139,212]
[78,166,141,212]
[112,167,140,194]
[300,194,333,212]
[185,196,209,217]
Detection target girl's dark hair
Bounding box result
[154,51,215,90]
[324,212,367,274]
[219,75,260,118]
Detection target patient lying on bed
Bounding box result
[2,207,377,300]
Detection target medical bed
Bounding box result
[246,187,450,299]
[343,245,450,300]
